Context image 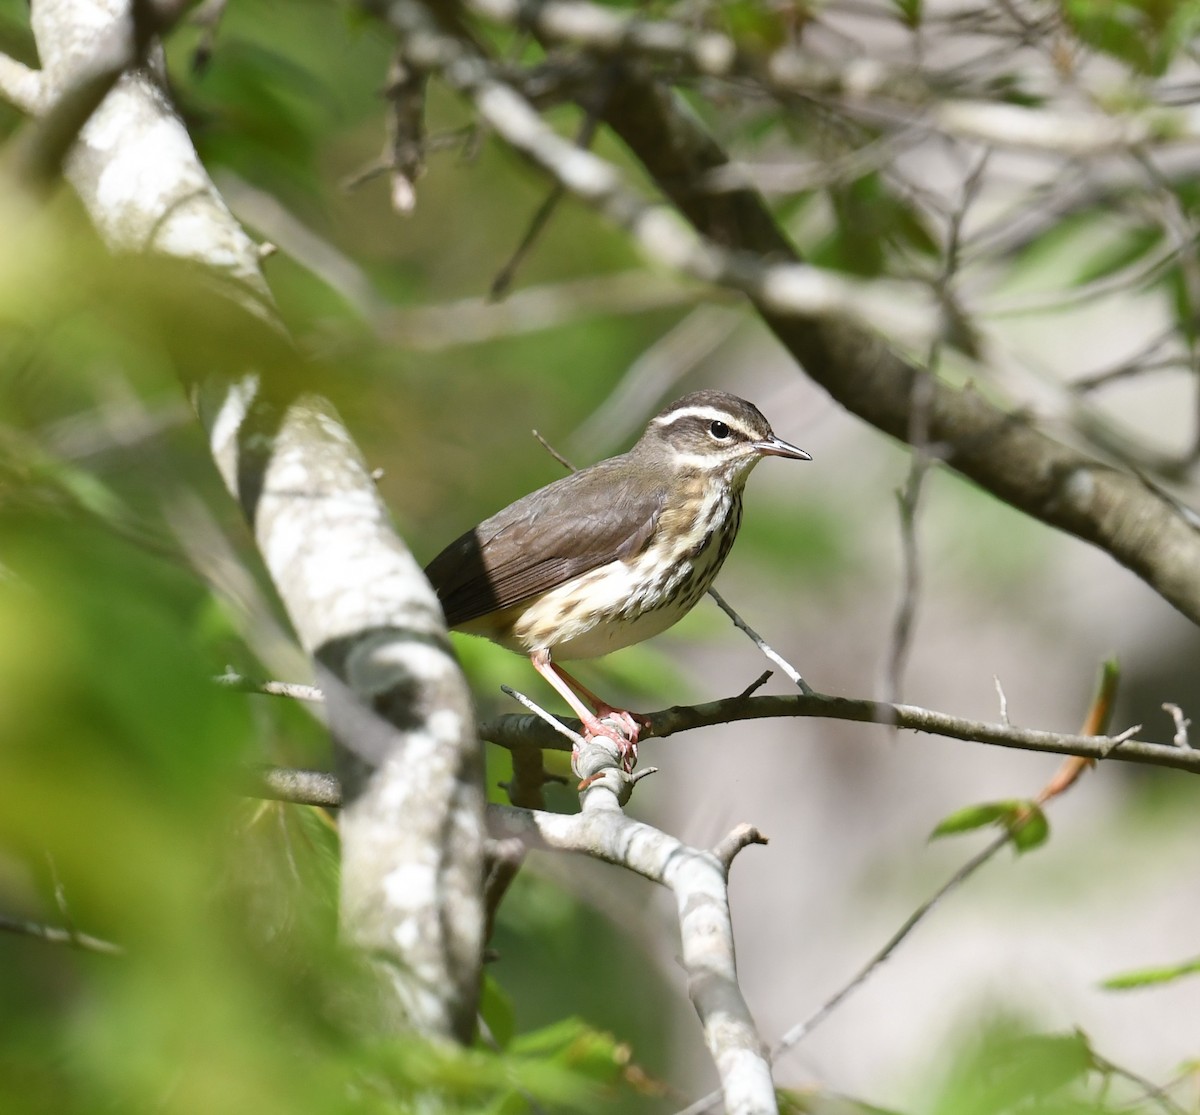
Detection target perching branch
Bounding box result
[236,674,1197,777]
[492,729,776,1115]
[479,691,1195,773]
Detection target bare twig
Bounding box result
[491,95,606,299]
[706,588,813,695]
[1091,1051,1190,1115]
[530,430,576,472]
[887,151,987,707]
[665,659,1124,1115]
[255,766,343,807]
[483,836,527,943]
[189,0,228,74]
[382,49,428,213]
[737,670,774,700]
[712,823,768,872]
[0,912,124,957]
[0,52,47,115]
[501,684,585,749]
[381,271,716,350]
[1163,703,1192,749]
[993,676,1010,725]
[775,661,1114,1057]
[215,669,325,703]
[770,828,1009,1068]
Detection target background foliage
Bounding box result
[2,1,1199,1113]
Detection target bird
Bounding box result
[423,390,811,764]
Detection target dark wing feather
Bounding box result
[424,456,664,628]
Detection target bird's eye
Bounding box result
[709,420,731,440]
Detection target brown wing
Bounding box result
[424,456,664,628]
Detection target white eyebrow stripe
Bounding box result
[664,448,747,469]
[651,406,759,437]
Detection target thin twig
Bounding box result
[478,688,1199,774]
[490,104,603,299]
[993,676,1010,725]
[215,669,324,702]
[711,824,768,872]
[531,430,576,472]
[772,829,1009,1063]
[1163,703,1192,749]
[707,588,812,694]
[0,912,124,957]
[501,684,586,748]
[886,151,988,707]
[1092,1051,1190,1115]
[737,670,774,700]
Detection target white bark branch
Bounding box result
[464,0,1200,156]
[492,733,777,1115]
[379,0,936,345]
[24,0,485,1043]
[0,53,48,114]
[255,737,776,1113]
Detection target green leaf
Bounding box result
[509,1018,628,1086]
[931,800,1050,853]
[933,1024,1098,1115]
[1073,224,1163,287]
[1064,0,1200,76]
[719,0,790,50]
[1102,955,1200,989]
[930,801,1019,838]
[479,974,516,1051]
[1010,804,1050,854]
[888,0,922,28]
[812,172,938,277]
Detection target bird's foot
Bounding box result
[580,712,639,773]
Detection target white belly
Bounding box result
[504,488,741,660]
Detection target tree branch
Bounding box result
[492,731,777,1115]
[252,736,776,1111]
[0,53,47,115]
[24,0,486,1044]
[479,689,1196,773]
[384,1,1200,627]
[238,670,1196,777]
[592,76,1200,628]
[377,0,937,344]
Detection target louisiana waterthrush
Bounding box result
[424,390,810,759]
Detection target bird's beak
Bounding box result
[754,434,812,461]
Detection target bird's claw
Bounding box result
[581,714,639,773]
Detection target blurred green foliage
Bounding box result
[1,0,1197,1112]
[1063,0,1200,75]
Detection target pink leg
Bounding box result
[529,649,640,768]
[549,662,650,741]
